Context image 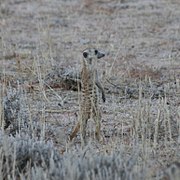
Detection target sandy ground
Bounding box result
[0,0,180,179]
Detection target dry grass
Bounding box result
[0,0,180,179]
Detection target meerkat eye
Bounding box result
[94,49,98,55]
[83,52,88,58]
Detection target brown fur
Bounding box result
[70,48,105,145]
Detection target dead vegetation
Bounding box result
[0,0,180,179]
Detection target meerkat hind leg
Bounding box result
[69,121,80,141]
[80,115,88,146]
[93,108,101,141]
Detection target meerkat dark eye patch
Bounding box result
[83,52,88,58]
[94,49,98,55]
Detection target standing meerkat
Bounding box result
[70,48,106,145]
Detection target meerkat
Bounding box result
[70,48,106,145]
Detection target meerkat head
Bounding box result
[82,48,105,64]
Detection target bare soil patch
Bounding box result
[0,0,179,179]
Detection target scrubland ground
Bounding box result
[0,0,180,179]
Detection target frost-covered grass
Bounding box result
[0,0,179,179]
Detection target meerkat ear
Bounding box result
[83,52,88,58]
[94,49,98,55]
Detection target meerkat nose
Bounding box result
[97,51,105,59]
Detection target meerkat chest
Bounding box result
[81,65,97,91]
[81,66,99,111]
